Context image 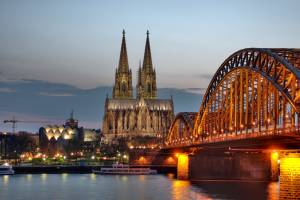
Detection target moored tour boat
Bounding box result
[0,163,14,175]
[93,163,157,175]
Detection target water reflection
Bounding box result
[90,173,96,181]
[0,174,280,200]
[172,180,212,200]
[121,175,128,182]
[2,175,9,186]
[167,173,175,179]
[26,174,32,182]
[138,175,145,182]
[190,180,279,200]
[267,182,279,200]
[40,173,48,184]
[61,173,68,182]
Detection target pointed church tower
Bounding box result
[143,30,153,73]
[137,30,157,99]
[136,60,143,98]
[113,30,133,99]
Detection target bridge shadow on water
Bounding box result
[165,173,279,200]
[188,180,279,200]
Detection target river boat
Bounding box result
[93,164,157,175]
[0,163,14,175]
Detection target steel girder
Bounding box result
[194,48,300,134]
[165,48,300,147]
[166,112,197,145]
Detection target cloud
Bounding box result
[0,77,32,84]
[0,87,16,93]
[39,92,75,97]
[184,88,207,94]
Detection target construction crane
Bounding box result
[3,116,61,134]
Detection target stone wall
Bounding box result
[279,152,300,199]
[189,150,272,181]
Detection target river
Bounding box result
[0,174,279,200]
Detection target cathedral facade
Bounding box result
[102,30,174,140]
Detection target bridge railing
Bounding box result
[165,126,300,148]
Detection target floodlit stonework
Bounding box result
[102,30,174,141]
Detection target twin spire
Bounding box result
[118,29,129,72]
[143,30,153,73]
[113,30,157,99]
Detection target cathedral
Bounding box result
[102,30,174,141]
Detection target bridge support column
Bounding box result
[280,152,300,199]
[189,150,273,181]
[177,153,189,180]
[270,151,279,181]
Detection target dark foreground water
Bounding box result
[0,174,279,200]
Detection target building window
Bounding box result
[147,83,151,93]
[122,83,126,93]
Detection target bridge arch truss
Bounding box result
[166,48,300,147]
[166,112,197,145]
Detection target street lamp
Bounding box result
[122,154,128,164]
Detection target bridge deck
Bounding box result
[164,130,300,151]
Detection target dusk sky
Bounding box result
[1,0,300,90]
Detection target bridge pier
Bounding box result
[270,151,279,181]
[188,150,275,181]
[279,151,300,199]
[177,153,189,180]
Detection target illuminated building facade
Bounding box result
[102,30,174,141]
[39,112,100,155]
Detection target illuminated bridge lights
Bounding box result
[165,48,300,148]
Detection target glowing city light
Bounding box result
[271,151,279,161]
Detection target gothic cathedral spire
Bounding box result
[103,30,174,141]
[118,29,129,72]
[137,30,157,99]
[143,30,153,72]
[113,30,133,99]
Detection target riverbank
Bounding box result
[13,165,176,174]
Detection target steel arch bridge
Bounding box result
[165,48,300,148]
